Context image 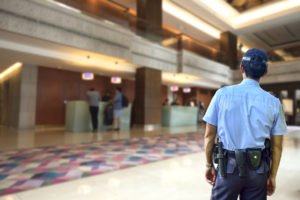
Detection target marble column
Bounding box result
[134,67,162,128]
[137,0,162,39]
[220,31,238,69]
[18,65,38,129]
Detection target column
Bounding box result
[18,65,38,129]
[134,67,162,127]
[220,31,238,69]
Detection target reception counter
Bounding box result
[65,101,131,132]
[162,106,198,127]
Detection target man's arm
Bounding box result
[267,135,283,196]
[204,123,217,185]
[205,123,217,165]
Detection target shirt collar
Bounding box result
[240,78,260,87]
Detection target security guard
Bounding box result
[203,48,287,200]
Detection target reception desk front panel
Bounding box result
[162,106,198,127]
[65,101,131,132]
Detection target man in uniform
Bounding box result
[203,48,287,200]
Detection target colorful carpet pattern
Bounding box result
[0,133,203,196]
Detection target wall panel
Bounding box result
[36,67,135,125]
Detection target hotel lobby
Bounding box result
[1,0,300,199]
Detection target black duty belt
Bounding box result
[213,140,271,177]
[224,149,265,177]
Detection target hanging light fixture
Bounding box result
[111,76,122,84]
[183,87,191,93]
[82,72,94,80]
[170,85,179,92]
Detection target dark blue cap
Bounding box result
[241,48,268,79]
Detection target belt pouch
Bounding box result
[235,151,247,177]
[247,149,262,170]
[213,144,218,164]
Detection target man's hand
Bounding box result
[205,167,216,185]
[267,176,276,196]
[204,123,217,186]
[267,135,283,196]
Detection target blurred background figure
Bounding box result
[86,88,101,132]
[162,98,169,106]
[198,101,205,124]
[113,87,123,131]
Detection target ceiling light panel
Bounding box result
[233,0,300,28]
[195,0,300,29]
[163,0,221,39]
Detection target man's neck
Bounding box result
[242,74,260,82]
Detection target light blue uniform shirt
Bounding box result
[203,79,287,151]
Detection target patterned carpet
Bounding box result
[0,133,203,196]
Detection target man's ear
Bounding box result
[240,65,244,73]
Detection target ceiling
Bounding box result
[110,0,300,61]
[172,0,300,61]
[285,44,300,57]
[254,21,300,48]
[1,0,300,88]
[225,0,282,12]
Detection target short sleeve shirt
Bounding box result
[114,92,123,111]
[86,91,100,107]
[203,79,287,150]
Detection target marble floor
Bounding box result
[0,126,202,151]
[0,126,300,200]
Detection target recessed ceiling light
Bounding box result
[82,72,94,81]
[111,76,122,84]
[183,87,191,93]
[170,85,179,92]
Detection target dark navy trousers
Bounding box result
[89,106,99,131]
[211,156,269,200]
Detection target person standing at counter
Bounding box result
[113,87,123,131]
[198,101,205,124]
[86,88,101,132]
[171,98,179,106]
[162,98,169,106]
[102,90,112,102]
